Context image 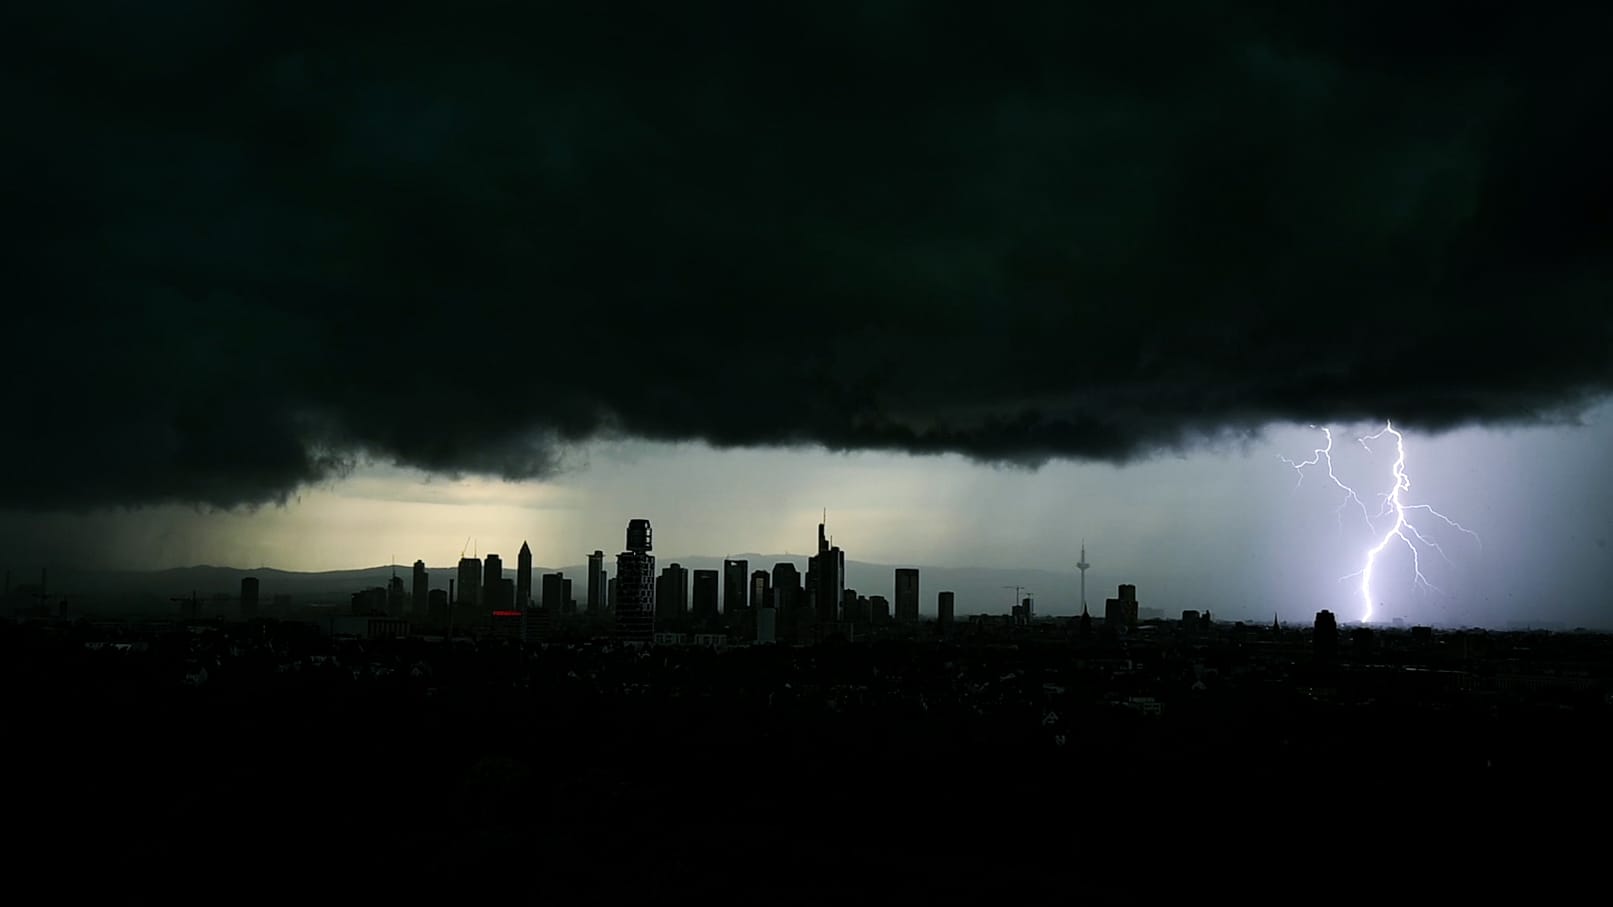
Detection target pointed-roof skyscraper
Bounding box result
[517,541,533,610]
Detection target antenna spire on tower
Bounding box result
[1076,539,1092,612]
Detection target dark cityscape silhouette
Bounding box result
[6,1,1613,896]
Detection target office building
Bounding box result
[772,562,801,612]
[693,570,719,621]
[517,543,533,610]
[657,563,689,620]
[457,557,481,609]
[937,591,955,634]
[808,521,845,624]
[563,577,574,614]
[1315,610,1339,661]
[482,555,504,612]
[587,550,605,613]
[387,573,407,619]
[869,594,890,623]
[1104,583,1139,630]
[894,568,919,622]
[240,577,259,621]
[615,519,656,644]
[723,559,749,615]
[412,560,428,621]
[757,604,776,644]
[543,572,566,614]
[750,570,770,616]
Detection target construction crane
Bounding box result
[1002,585,1035,623]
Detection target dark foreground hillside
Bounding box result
[5,620,1607,897]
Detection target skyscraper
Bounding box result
[240,576,259,621]
[388,573,407,619]
[587,550,605,613]
[457,557,481,609]
[615,519,656,644]
[750,570,770,615]
[517,542,533,609]
[542,572,566,613]
[483,554,504,611]
[1104,584,1138,630]
[1315,609,1339,661]
[894,568,919,622]
[772,562,801,612]
[412,560,428,621]
[809,521,844,623]
[692,569,719,621]
[657,563,689,620]
[937,591,955,635]
[723,559,749,616]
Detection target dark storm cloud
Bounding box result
[4,1,1610,508]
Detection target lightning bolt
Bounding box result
[1282,420,1481,624]
[1279,427,1372,529]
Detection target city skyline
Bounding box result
[4,4,1611,631]
[5,406,1611,628]
[6,4,1609,889]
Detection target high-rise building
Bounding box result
[412,560,428,620]
[1104,583,1139,630]
[240,576,260,620]
[657,563,689,620]
[750,570,770,615]
[692,570,719,621]
[868,595,890,622]
[772,563,801,612]
[587,550,605,613]
[809,521,844,624]
[388,573,407,619]
[563,577,574,613]
[517,542,533,609]
[937,591,955,634]
[894,568,919,622]
[757,603,776,644]
[615,519,656,644]
[841,589,862,623]
[542,572,566,613]
[457,557,481,609]
[608,577,618,611]
[483,555,504,611]
[428,589,448,625]
[723,559,749,615]
[1315,610,1339,661]
[499,578,515,615]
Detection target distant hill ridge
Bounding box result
[37,557,1102,618]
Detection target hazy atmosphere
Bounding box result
[4,3,1611,628]
[6,403,1610,627]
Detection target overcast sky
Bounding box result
[5,401,1610,627]
[3,4,1611,627]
